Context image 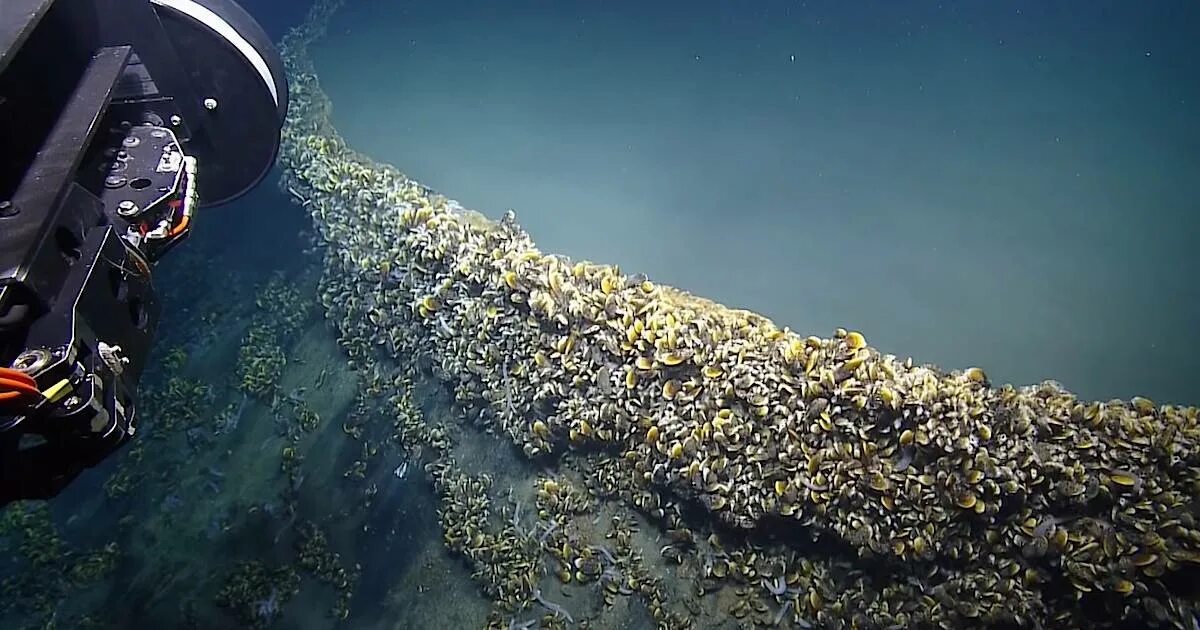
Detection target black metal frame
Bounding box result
[0,0,284,502]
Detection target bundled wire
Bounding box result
[0,367,40,404]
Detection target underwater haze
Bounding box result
[314,0,1200,404]
[5,1,1200,630]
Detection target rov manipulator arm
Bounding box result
[0,0,287,504]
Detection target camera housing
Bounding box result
[0,0,286,502]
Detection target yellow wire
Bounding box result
[44,378,72,402]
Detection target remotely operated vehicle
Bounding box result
[0,0,287,503]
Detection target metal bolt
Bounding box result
[0,200,15,217]
[203,97,218,110]
[104,175,127,188]
[12,350,42,371]
[116,200,139,217]
[122,135,140,147]
[170,115,182,126]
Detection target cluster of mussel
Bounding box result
[235,275,309,396]
[276,2,1199,628]
[215,560,300,629]
[295,522,358,620]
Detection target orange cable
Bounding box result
[0,389,37,404]
[168,214,191,238]
[0,367,35,387]
[0,377,40,397]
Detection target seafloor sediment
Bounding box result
[270,1,1200,628]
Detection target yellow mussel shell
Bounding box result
[963,367,987,383]
[660,351,686,367]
